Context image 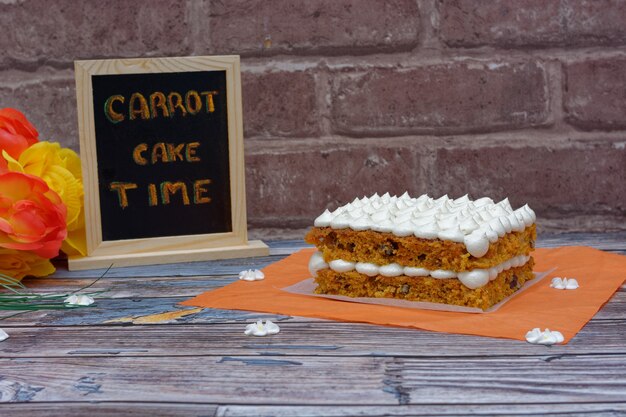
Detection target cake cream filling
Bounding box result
[308,251,531,290]
[313,193,536,258]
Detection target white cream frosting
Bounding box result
[550,277,579,290]
[313,193,536,258]
[329,259,356,273]
[308,251,329,277]
[379,263,404,277]
[403,266,430,277]
[525,328,564,345]
[356,262,381,277]
[309,251,530,290]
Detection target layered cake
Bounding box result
[304,193,536,310]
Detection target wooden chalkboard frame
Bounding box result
[70,56,268,270]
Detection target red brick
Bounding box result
[564,58,626,131]
[0,0,189,67]
[207,0,420,55]
[0,75,78,151]
[430,140,626,219]
[245,140,424,227]
[242,70,320,138]
[439,0,626,48]
[331,61,549,136]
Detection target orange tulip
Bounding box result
[0,172,67,259]
[0,108,39,171]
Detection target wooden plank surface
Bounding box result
[4,403,626,417]
[1,355,626,404]
[1,319,626,358]
[0,233,625,416]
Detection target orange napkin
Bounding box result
[181,246,626,343]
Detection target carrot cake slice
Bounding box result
[304,193,537,310]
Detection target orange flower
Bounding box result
[0,108,39,171]
[2,142,86,256]
[0,248,55,280]
[0,172,67,259]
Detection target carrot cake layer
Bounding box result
[306,225,535,272]
[312,258,535,311]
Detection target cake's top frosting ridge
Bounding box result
[313,193,535,258]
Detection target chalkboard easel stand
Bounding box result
[72,55,270,271]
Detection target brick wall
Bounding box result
[1,0,625,238]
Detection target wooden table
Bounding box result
[1,233,626,416]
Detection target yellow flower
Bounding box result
[2,142,87,256]
[0,248,55,280]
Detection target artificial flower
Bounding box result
[0,172,67,258]
[0,247,55,280]
[1,142,86,256]
[0,108,39,171]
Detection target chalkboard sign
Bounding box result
[71,56,268,270]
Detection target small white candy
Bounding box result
[239,270,256,281]
[525,328,564,345]
[263,320,280,335]
[550,277,579,290]
[564,278,579,290]
[239,269,265,282]
[245,320,280,337]
[0,328,8,342]
[64,294,95,306]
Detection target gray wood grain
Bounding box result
[1,288,625,327]
[0,320,625,358]
[0,403,218,417]
[217,403,626,417]
[0,296,291,327]
[2,402,626,417]
[19,274,240,298]
[1,355,625,404]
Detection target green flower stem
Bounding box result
[0,272,107,316]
